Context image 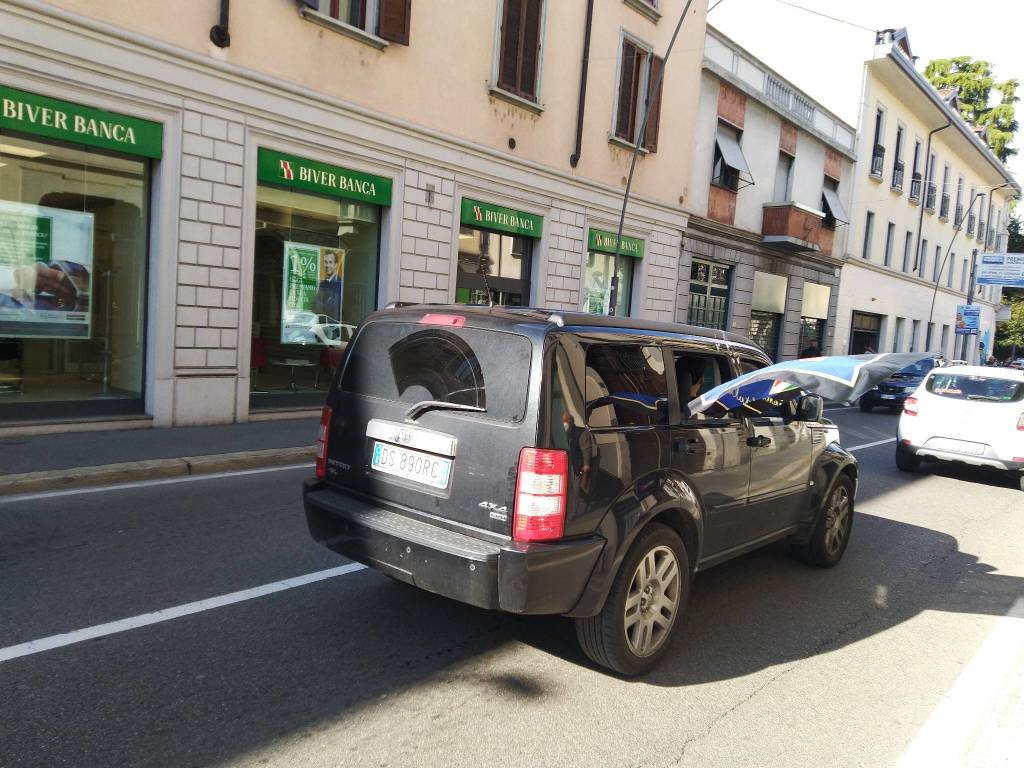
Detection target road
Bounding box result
[1,409,1022,768]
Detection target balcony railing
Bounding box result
[939,194,951,219]
[967,212,976,235]
[891,161,905,191]
[955,204,964,226]
[924,182,937,211]
[870,145,885,178]
[909,173,922,202]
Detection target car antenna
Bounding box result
[607,0,697,316]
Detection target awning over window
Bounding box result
[715,129,752,179]
[821,186,849,224]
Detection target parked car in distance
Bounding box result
[1009,359,1024,371]
[897,365,1024,491]
[859,357,940,413]
[303,306,859,675]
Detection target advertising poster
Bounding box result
[281,241,344,345]
[976,253,1024,288]
[0,200,94,339]
[955,304,981,336]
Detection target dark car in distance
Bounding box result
[859,357,939,413]
[304,306,858,675]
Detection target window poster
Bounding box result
[0,200,94,339]
[281,241,345,345]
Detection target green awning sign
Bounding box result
[257,148,392,206]
[0,85,163,159]
[588,228,644,258]
[460,198,542,238]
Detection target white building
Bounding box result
[835,29,1019,362]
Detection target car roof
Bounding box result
[374,303,766,353]
[933,365,1024,381]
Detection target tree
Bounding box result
[924,57,1019,162]
[995,296,1024,359]
[1008,213,1024,253]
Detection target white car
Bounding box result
[896,365,1024,490]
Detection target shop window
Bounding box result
[251,185,380,408]
[496,0,545,101]
[749,311,781,361]
[687,260,730,330]
[583,250,634,316]
[614,37,664,151]
[0,133,149,421]
[456,226,532,306]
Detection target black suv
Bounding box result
[859,357,939,412]
[304,306,858,675]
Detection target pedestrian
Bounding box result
[799,338,821,359]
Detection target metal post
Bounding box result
[961,249,978,362]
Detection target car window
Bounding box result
[733,356,796,420]
[671,350,734,423]
[340,322,533,422]
[926,373,1024,403]
[585,344,668,428]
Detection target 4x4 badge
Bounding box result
[479,501,508,522]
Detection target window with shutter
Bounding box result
[377,0,411,45]
[615,40,643,141]
[642,55,664,152]
[497,0,545,101]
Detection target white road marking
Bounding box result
[0,463,313,505]
[824,405,859,411]
[0,562,367,664]
[847,437,897,452]
[893,596,1024,767]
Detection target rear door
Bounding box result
[666,345,752,557]
[736,355,813,536]
[324,317,540,536]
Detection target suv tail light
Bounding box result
[513,447,568,542]
[316,406,332,479]
[904,397,919,416]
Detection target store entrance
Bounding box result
[849,311,882,354]
[455,226,532,306]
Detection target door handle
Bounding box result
[746,435,772,448]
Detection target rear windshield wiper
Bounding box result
[405,400,486,421]
[966,394,1002,402]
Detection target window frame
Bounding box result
[902,230,913,272]
[861,210,875,260]
[773,150,795,202]
[665,346,740,426]
[883,221,895,267]
[490,0,549,108]
[300,0,389,49]
[711,121,750,192]
[611,31,654,148]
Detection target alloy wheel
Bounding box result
[823,485,851,557]
[623,545,681,658]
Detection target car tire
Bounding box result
[1018,474,1024,493]
[895,443,922,472]
[791,474,855,568]
[859,400,873,413]
[575,523,690,676]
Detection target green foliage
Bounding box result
[1010,214,1024,254]
[995,296,1024,355]
[924,57,1018,162]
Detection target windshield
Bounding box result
[895,359,935,377]
[340,321,533,422]
[926,373,1024,403]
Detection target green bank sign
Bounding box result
[0,85,162,159]
[460,198,542,238]
[257,148,392,206]
[588,228,644,258]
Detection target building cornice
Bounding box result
[685,215,844,273]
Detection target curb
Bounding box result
[0,446,316,496]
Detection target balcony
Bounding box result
[891,161,905,191]
[939,194,951,220]
[967,212,976,236]
[924,183,937,211]
[761,202,834,257]
[909,173,922,203]
[869,145,885,179]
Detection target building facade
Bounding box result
[678,27,856,361]
[0,0,709,430]
[834,29,1019,361]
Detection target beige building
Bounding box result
[0,0,709,429]
[834,28,1019,361]
[678,26,856,360]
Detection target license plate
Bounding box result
[880,394,896,400]
[371,442,452,489]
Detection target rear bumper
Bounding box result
[861,391,909,406]
[303,480,605,615]
[900,442,1024,472]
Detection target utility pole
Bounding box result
[960,248,978,362]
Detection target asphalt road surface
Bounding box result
[2,408,1022,768]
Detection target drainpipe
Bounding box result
[210,0,230,48]
[911,118,951,272]
[569,0,595,168]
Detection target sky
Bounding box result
[706,0,1024,185]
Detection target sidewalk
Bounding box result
[0,418,318,495]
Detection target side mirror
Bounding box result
[797,394,824,422]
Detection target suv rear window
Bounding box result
[340,322,533,422]
[926,373,1024,403]
[585,344,668,427]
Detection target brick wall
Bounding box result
[544,207,584,310]
[175,107,244,371]
[644,230,680,320]
[399,163,454,304]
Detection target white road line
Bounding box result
[824,405,859,411]
[0,562,367,664]
[847,437,897,452]
[893,596,1024,767]
[0,463,313,505]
